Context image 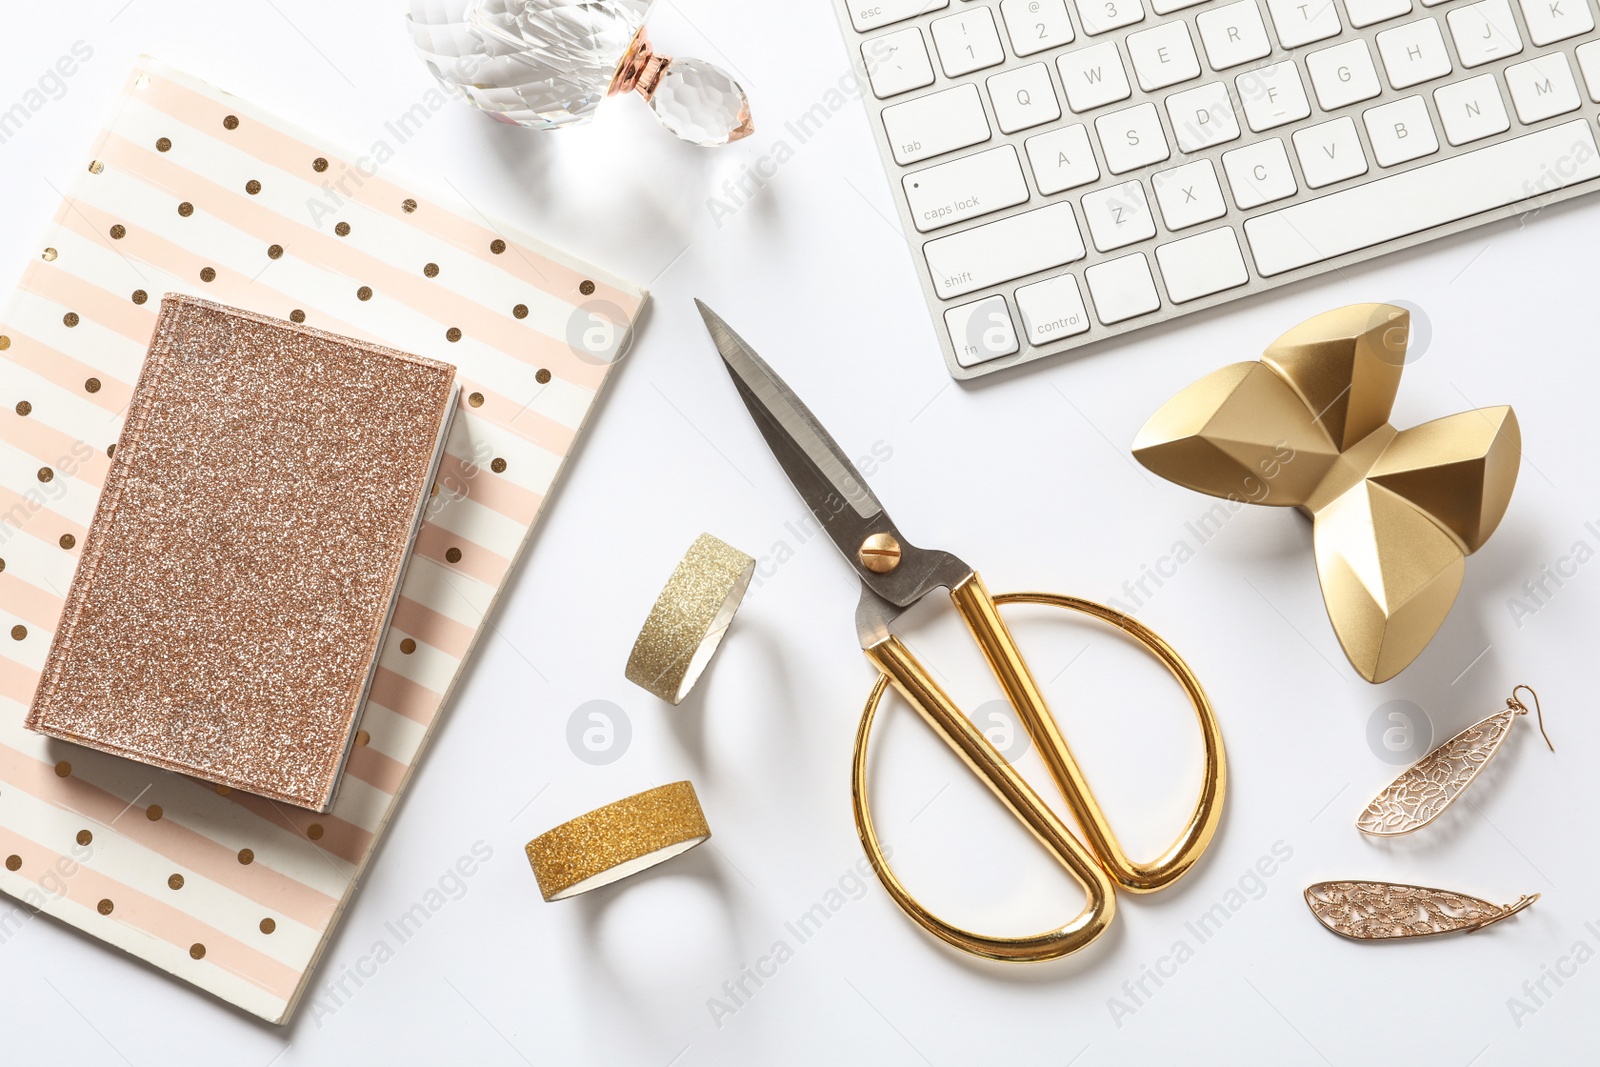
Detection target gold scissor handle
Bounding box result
[954,578,1226,892]
[854,652,1117,962]
[852,573,1227,960]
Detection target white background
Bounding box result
[2,1,1597,1063]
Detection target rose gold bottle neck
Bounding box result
[610,27,672,101]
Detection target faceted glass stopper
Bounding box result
[406,0,649,130]
[406,0,753,146]
[646,57,753,147]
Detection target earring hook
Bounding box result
[1508,685,1553,752]
[1474,893,1541,931]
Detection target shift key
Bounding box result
[924,202,1086,298]
[883,84,991,165]
[904,146,1029,232]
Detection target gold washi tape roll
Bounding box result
[625,533,754,705]
[526,781,711,901]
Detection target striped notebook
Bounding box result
[0,58,644,1022]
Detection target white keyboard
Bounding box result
[834,0,1600,377]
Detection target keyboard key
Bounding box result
[1075,0,1146,35]
[1505,53,1582,122]
[848,0,950,32]
[1345,0,1413,26]
[1434,74,1511,144]
[1168,82,1242,151]
[989,64,1064,133]
[1096,102,1172,171]
[1237,62,1312,131]
[1293,115,1370,186]
[1152,0,1211,13]
[883,84,991,165]
[1152,159,1228,228]
[1223,137,1298,205]
[924,202,1088,297]
[1156,227,1250,302]
[1447,0,1523,68]
[932,8,1007,76]
[945,296,1020,367]
[1127,21,1202,90]
[1015,274,1092,344]
[1001,0,1077,55]
[1265,0,1342,47]
[864,28,936,99]
[1058,43,1134,111]
[903,146,1031,232]
[1364,95,1440,164]
[1082,180,1158,250]
[1578,40,1600,100]
[1085,253,1161,323]
[1246,119,1600,274]
[1518,0,1594,45]
[1026,124,1103,192]
[1376,19,1452,88]
[1197,1,1273,69]
[1307,40,1383,109]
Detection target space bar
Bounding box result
[1245,121,1600,277]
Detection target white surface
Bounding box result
[1,2,1599,1065]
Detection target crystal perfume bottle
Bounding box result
[406,0,754,147]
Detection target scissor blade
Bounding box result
[696,300,882,520]
[696,300,973,612]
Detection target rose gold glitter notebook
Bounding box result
[25,295,458,812]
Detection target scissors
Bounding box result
[696,301,1226,962]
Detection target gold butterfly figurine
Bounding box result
[1133,304,1521,682]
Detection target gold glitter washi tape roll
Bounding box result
[625,533,754,705]
[526,781,711,901]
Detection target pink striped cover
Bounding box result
[0,58,644,1023]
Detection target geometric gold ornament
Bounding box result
[1132,304,1521,682]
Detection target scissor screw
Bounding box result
[858,533,902,573]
